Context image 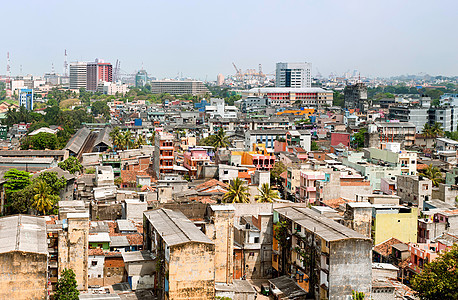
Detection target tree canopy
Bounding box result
[222,178,250,203]
[55,268,80,300]
[412,244,458,300]
[58,157,83,174]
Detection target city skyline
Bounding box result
[1,0,457,79]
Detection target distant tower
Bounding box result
[217,73,224,86]
[64,49,68,76]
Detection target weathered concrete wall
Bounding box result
[168,243,215,300]
[91,202,123,220]
[88,255,105,280]
[58,215,89,291]
[328,239,372,299]
[343,206,372,238]
[0,251,47,300]
[211,209,235,284]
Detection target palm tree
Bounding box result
[419,164,443,187]
[422,123,433,138]
[213,128,229,149]
[431,122,444,137]
[149,131,156,145]
[32,180,56,215]
[134,135,147,149]
[222,178,250,203]
[256,183,278,203]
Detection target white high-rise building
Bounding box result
[69,62,88,90]
[276,62,312,88]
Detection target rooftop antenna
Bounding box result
[64,49,68,76]
[51,63,55,74]
[6,52,11,90]
[20,64,22,75]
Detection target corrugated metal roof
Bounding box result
[275,206,369,242]
[65,127,90,154]
[144,208,213,246]
[93,127,113,148]
[0,215,47,254]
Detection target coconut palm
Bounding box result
[256,183,278,203]
[422,123,433,138]
[419,164,443,187]
[32,180,57,215]
[149,131,156,145]
[222,178,250,203]
[212,128,229,149]
[431,122,444,137]
[134,135,147,149]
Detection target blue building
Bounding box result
[194,99,210,112]
[19,89,33,110]
[135,70,148,87]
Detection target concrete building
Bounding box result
[87,59,112,92]
[58,212,90,291]
[144,208,215,299]
[372,122,416,147]
[0,215,48,300]
[150,80,209,95]
[233,213,273,279]
[344,83,368,112]
[242,87,333,107]
[342,202,373,238]
[366,146,417,176]
[276,62,312,88]
[397,175,432,211]
[69,62,88,89]
[238,96,270,113]
[102,82,128,95]
[135,70,148,87]
[373,205,418,245]
[183,147,211,179]
[18,88,33,110]
[153,131,175,179]
[274,206,372,300]
[217,73,224,86]
[205,98,238,119]
[244,129,287,150]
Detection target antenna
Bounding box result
[6,52,11,90]
[64,49,68,76]
[51,63,55,74]
[20,64,22,75]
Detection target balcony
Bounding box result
[306,186,316,192]
[160,155,174,159]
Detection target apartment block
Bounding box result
[153,131,175,179]
[242,87,333,107]
[183,147,211,179]
[274,206,372,300]
[276,62,312,88]
[397,175,432,211]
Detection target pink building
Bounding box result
[408,243,440,274]
[183,148,211,178]
[330,132,350,148]
[299,171,325,203]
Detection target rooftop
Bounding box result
[0,215,47,255]
[275,206,369,242]
[144,208,214,246]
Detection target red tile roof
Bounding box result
[88,248,105,256]
[195,179,229,191]
[374,237,404,257]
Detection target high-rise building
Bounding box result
[217,73,224,86]
[344,82,368,111]
[19,88,33,110]
[86,59,112,92]
[69,62,88,90]
[153,131,175,179]
[135,70,148,87]
[276,62,312,88]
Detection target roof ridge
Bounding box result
[15,215,22,251]
[162,209,193,242]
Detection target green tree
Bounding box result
[352,290,365,300]
[134,135,147,149]
[212,128,229,149]
[9,184,35,214]
[333,91,344,107]
[419,164,443,187]
[32,180,58,215]
[256,183,277,203]
[58,157,83,174]
[22,132,59,150]
[55,268,80,300]
[270,161,286,184]
[3,169,31,200]
[222,178,250,203]
[412,244,458,300]
[36,171,66,195]
[352,128,367,149]
[311,140,319,151]
[91,100,110,119]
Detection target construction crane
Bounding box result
[232,62,242,80]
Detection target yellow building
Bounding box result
[230,144,275,171]
[374,206,418,245]
[276,108,314,116]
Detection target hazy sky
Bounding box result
[2,0,457,80]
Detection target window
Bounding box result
[92,261,97,266]
[249,252,255,257]
[254,237,260,243]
